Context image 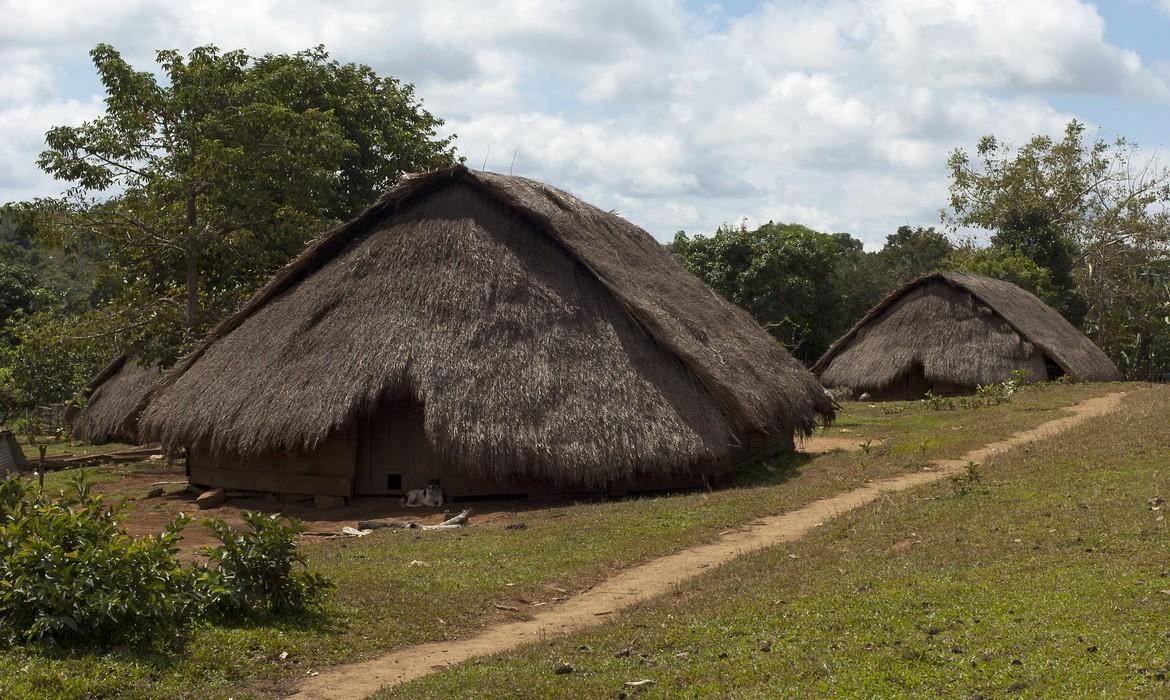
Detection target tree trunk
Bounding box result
[185,244,198,331]
[185,195,199,332]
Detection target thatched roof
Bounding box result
[813,271,1120,392]
[67,354,161,444]
[0,429,28,477]
[140,166,833,485]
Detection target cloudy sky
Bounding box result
[2,0,1168,247]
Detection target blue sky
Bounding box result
[1054,1,1169,146]
[2,0,1168,248]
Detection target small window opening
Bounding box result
[386,473,402,491]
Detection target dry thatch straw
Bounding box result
[67,354,161,444]
[814,271,1120,398]
[139,166,834,487]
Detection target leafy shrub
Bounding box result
[0,475,196,647]
[202,512,333,616]
[973,382,1010,406]
[921,391,955,411]
[950,462,984,496]
[0,474,332,649]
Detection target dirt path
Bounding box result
[291,392,1127,700]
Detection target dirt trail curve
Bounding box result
[291,391,1127,700]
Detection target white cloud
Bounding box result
[0,0,1166,249]
[0,96,106,200]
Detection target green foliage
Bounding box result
[945,121,1094,320]
[673,221,865,363]
[946,119,1170,376]
[672,221,963,364]
[949,461,984,497]
[872,225,954,287]
[980,369,1026,404]
[0,310,118,426]
[202,512,333,617]
[920,371,1030,413]
[0,475,331,651]
[0,475,195,647]
[920,391,956,411]
[0,245,37,332]
[941,243,1059,306]
[35,43,458,364]
[0,205,118,423]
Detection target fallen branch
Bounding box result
[355,518,410,530]
[431,509,473,528]
[357,508,474,531]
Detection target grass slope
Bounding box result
[381,385,1169,699]
[0,382,1129,698]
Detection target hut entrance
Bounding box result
[1043,354,1064,380]
[872,361,932,401]
[354,400,445,496]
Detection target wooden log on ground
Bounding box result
[356,508,473,531]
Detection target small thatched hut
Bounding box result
[67,354,161,444]
[139,166,833,499]
[0,429,28,477]
[814,272,1120,400]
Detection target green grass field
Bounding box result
[380,385,1169,699]
[0,381,1145,699]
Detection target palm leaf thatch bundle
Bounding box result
[67,354,161,444]
[814,272,1120,399]
[139,166,833,489]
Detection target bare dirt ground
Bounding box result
[100,434,875,554]
[105,468,541,553]
[290,391,1127,700]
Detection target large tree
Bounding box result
[36,44,457,362]
[941,243,1058,306]
[674,221,863,364]
[0,204,114,422]
[872,226,954,286]
[945,120,1170,375]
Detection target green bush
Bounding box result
[920,391,956,411]
[202,512,333,616]
[0,474,332,649]
[950,461,985,497]
[0,475,196,647]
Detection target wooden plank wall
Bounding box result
[188,429,356,496]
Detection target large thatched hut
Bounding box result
[140,166,833,500]
[814,272,1120,400]
[67,354,161,444]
